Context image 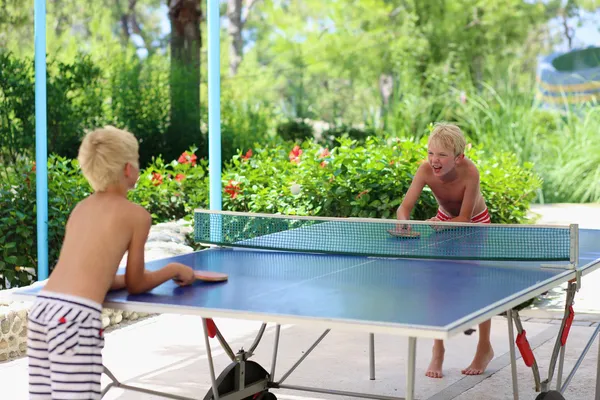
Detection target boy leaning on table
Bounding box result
[27,126,196,399]
[396,123,493,378]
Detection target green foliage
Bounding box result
[541,106,600,203]
[447,74,600,203]
[473,149,542,224]
[46,55,108,160]
[0,156,91,289]
[128,148,210,221]
[0,137,541,289]
[0,52,35,164]
[221,136,541,223]
[319,124,378,148]
[217,100,279,163]
[275,119,315,143]
[0,52,108,163]
[106,53,173,165]
[0,149,209,289]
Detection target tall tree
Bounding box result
[167,0,203,156]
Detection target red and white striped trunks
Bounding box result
[436,207,491,224]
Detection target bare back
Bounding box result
[43,193,146,304]
[422,159,486,218]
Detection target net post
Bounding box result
[569,224,580,290]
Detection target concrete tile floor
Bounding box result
[3,313,597,400]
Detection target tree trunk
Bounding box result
[379,73,394,116]
[227,0,243,76]
[167,0,203,158]
[227,0,259,77]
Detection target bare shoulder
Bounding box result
[461,158,480,181]
[121,200,152,227]
[415,160,433,181]
[65,197,93,226]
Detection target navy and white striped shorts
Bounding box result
[27,291,105,399]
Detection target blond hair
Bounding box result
[78,126,139,191]
[428,123,466,156]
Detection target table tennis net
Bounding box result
[193,210,575,262]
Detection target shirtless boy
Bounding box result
[27,126,196,399]
[396,123,494,379]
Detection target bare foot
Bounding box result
[462,343,494,375]
[426,345,445,378]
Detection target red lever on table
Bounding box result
[206,318,217,338]
[516,330,535,367]
[560,305,574,346]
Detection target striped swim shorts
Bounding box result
[436,207,492,224]
[27,291,105,399]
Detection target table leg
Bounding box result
[202,318,220,400]
[507,310,519,400]
[406,337,417,400]
[369,333,375,380]
[270,324,281,381]
[595,333,600,400]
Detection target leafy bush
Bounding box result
[0,137,541,289]
[0,149,209,289]
[128,148,209,221]
[221,135,542,223]
[0,52,108,164]
[216,100,279,164]
[319,124,377,148]
[0,156,91,289]
[276,119,314,143]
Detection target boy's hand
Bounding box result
[394,223,412,233]
[171,263,196,286]
[427,217,445,232]
[395,212,412,233]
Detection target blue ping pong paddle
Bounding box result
[387,229,420,238]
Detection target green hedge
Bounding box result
[0,136,541,289]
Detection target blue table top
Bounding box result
[14,229,600,338]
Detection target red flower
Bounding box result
[178,151,197,166]
[289,145,302,164]
[225,180,241,199]
[318,148,330,158]
[32,162,36,172]
[152,172,163,186]
[241,149,253,160]
[175,173,185,182]
[320,161,327,168]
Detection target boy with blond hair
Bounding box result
[27,126,196,399]
[396,122,493,378]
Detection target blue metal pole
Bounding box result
[34,0,48,281]
[207,0,222,211]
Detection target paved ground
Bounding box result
[1,314,597,399]
[1,203,599,399]
[526,204,600,318]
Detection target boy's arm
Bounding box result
[110,274,126,291]
[396,163,427,221]
[124,207,178,294]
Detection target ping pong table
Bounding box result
[10,210,600,400]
